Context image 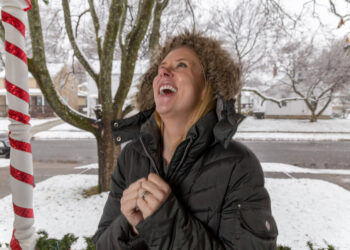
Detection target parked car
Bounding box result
[0,134,10,158]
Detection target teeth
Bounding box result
[160,85,177,95]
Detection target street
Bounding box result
[31,139,350,169]
[1,139,350,198]
[243,141,350,169]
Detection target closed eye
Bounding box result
[176,62,187,68]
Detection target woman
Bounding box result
[92,31,278,249]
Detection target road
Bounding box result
[243,141,350,169]
[31,139,98,164]
[1,139,350,198]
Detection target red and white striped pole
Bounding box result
[0,0,35,249]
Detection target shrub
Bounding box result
[35,230,78,250]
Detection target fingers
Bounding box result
[121,196,138,214]
[137,189,160,218]
[147,173,171,194]
[141,180,167,201]
[123,178,147,196]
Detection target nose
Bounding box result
[159,66,173,77]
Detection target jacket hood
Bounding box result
[112,31,245,149]
[135,30,243,111]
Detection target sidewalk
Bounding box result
[262,163,350,191]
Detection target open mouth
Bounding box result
[159,85,177,96]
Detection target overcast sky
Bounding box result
[196,0,350,40]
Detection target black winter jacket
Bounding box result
[92,99,278,249]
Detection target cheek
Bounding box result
[152,77,158,94]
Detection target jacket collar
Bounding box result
[111,97,245,150]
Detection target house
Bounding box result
[0,70,53,117]
[0,64,87,118]
[52,64,87,114]
[251,84,332,119]
[85,60,149,117]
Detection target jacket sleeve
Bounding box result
[92,147,148,250]
[135,151,278,250]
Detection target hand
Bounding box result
[136,173,172,219]
[120,178,146,231]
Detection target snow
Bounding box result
[0,163,350,249]
[0,175,106,249]
[262,162,350,175]
[34,123,94,140]
[74,163,98,170]
[235,132,350,141]
[0,159,10,168]
[238,117,350,133]
[267,178,350,250]
[0,118,59,134]
[234,117,350,141]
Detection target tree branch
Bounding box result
[316,93,333,117]
[88,0,102,60]
[185,0,196,32]
[118,0,128,54]
[121,104,134,118]
[242,87,304,108]
[113,0,156,118]
[62,0,99,84]
[75,9,89,38]
[148,0,170,56]
[0,21,5,43]
[98,0,124,120]
[28,0,96,134]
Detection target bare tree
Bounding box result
[273,39,350,122]
[209,1,272,112]
[0,0,175,192]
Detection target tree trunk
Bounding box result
[96,123,121,192]
[237,92,242,113]
[310,110,317,122]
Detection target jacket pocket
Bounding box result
[238,206,278,239]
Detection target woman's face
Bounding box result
[153,47,205,121]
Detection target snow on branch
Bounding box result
[242,87,304,107]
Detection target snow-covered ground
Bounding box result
[1,163,350,249]
[34,123,94,139]
[234,117,350,141]
[0,159,10,169]
[238,117,350,133]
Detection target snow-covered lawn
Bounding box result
[234,117,350,141]
[0,159,10,168]
[34,123,94,139]
[1,163,350,249]
[238,117,350,133]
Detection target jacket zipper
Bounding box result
[140,137,160,176]
[167,137,193,180]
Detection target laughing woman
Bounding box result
[92,31,278,250]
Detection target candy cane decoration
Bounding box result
[0,0,35,249]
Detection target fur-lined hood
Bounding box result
[135,30,242,111]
